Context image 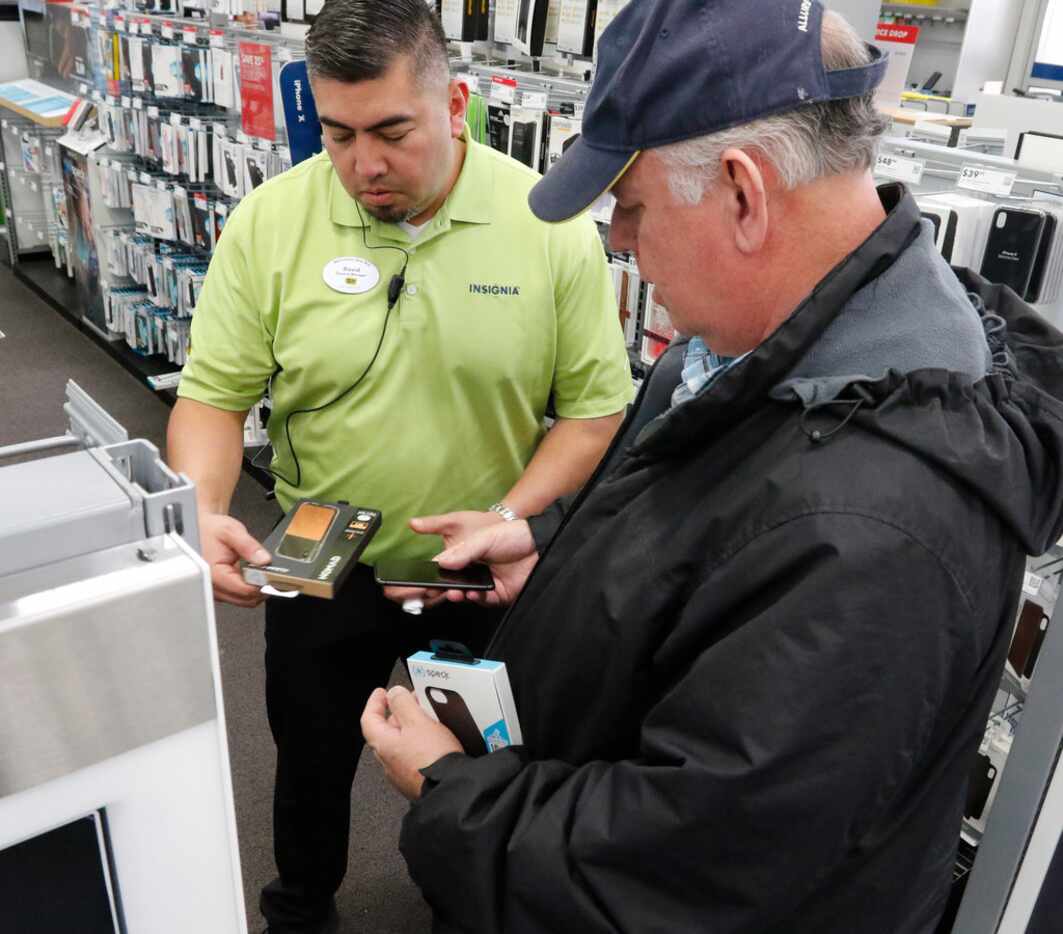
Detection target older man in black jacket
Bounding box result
[362,2,1063,931]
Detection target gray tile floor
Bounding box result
[0,263,431,933]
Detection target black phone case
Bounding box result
[940,210,958,263]
[980,208,1048,300]
[428,688,487,756]
[511,120,537,168]
[1027,213,1057,304]
[1010,599,1050,678]
[964,752,997,821]
[487,103,511,155]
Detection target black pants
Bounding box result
[259,563,501,930]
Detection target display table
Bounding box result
[880,105,973,146]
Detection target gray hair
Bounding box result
[657,11,890,203]
[305,0,450,89]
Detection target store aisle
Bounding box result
[0,264,432,933]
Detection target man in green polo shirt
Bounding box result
[166,0,631,930]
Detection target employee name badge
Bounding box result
[322,256,381,295]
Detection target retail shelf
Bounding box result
[1001,664,1028,701]
[962,819,983,848]
[880,3,969,16]
[12,255,273,491]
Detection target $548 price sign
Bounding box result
[874,153,925,185]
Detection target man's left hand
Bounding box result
[361,686,464,800]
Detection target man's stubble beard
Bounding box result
[360,198,424,225]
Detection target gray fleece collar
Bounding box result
[772,220,992,405]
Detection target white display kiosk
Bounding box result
[0,383,247,934]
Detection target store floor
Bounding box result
[0,264,432,933]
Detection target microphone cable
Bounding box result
[264,199,410,490]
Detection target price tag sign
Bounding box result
[210,29,226,48]
[521,90,548,109]
[1024,571,1044,597]
[161,21,175,40]
[490,76,517,104]
[874,153,925,185]
[183,26,198,44]
[959,164,1016,197]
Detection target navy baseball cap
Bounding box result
[529,0,888,222]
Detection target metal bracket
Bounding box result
[90,440,201,552]
[63,380,129,448]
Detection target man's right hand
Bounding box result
[199,512,272,608]
[415,513,539,607]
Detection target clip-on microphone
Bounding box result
[387,273,406,310]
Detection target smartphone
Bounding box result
[276,502,339,562]
[427,686,487,756]
[374,559,495,591]
[920,71,943,93]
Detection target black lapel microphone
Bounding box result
[387,273,406,311]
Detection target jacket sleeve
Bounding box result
[525,495,576,553]
[399,513,980,933]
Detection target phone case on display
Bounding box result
[1009,599,1051,679]
[939,210,958,263]
[1027,213,1058,304]
[487,102,511,155]
[964,752,997,821]
[509,117,539,169]
[438,0,478,42]
[980,208,1049,301]
[427,687,488,756]
[276,502,338,562]
[513,0,549,57]
[1015,131,1063,172]
[556,0,598,57]
[244,150,267,192]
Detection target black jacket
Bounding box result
[400,187,1063,933]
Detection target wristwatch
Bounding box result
[489,502,519,522]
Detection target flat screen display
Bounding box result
[1033,0,1063,82]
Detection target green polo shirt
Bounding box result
[178,128,633,562]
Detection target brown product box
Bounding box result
[240,499,382,599]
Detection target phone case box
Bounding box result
[408,651,523,756]
[240,499,381,599]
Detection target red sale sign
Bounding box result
[875,23,920,45]
[873,22,922,107]
[239,41,275,141]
